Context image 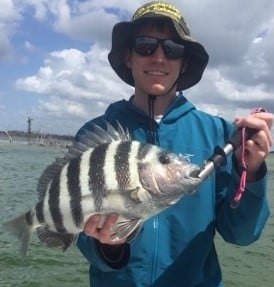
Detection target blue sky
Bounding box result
[1,0,274,136]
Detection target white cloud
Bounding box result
[15,43,132,132]
[38,97,89,118]
[212,69,272,102]
[15,0,46,21]
[0,0,21,21]
[0,0,22,60]
[53,8,117,46]
[16,44,131,101]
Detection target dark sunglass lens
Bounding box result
[163,40,184,59]
[135,37,158,56]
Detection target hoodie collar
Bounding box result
[106,92,196,125]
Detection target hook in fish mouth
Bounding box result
[188,167,202,179]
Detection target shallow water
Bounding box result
[215,155,274,286]
[0,140,273,286]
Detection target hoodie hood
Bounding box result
[102,93,195,145]
[105,93,196,126]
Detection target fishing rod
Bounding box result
[196,126,260,208]
[196,127,258,181]
[197,107,266,182]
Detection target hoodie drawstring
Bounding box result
[148,95,157,144]
[145,62,185,144]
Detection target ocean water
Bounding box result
[0,140,273,287]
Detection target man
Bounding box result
[76,2,273,286]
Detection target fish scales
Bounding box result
[78,149,95,221]
[104,141,120,191]
[67,156,83,229]
[35,201,45,224]
[3,122,202,257]
[78,148,93,195]
[115,141,135,191]
[128,141,143,189]
[113,141,145,212]
[43,182,57,233]
[89,143,109,212]
[137,141,153,160]
[58,162,78,233]
[49,168,66,233]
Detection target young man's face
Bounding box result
[125,23,184,97]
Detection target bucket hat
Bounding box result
[108,1,209,91]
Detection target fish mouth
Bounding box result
[188,167,201,179]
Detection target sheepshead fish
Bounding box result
[3,122,201,257]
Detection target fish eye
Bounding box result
[159,153,171,165]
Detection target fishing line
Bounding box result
[231,107,266,208]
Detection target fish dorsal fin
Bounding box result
[36,121,129,200]
[111,121,131,141]
[78,121,130,148]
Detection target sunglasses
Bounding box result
[131,36,185,60]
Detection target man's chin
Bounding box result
[147,84,167,96]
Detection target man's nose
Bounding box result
[151,44,165,60]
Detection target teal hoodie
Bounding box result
[76,94,269,287]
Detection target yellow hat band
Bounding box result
[132,2,181,22]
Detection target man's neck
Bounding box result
[131,92,177,115]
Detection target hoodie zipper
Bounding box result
[150,215,160,284]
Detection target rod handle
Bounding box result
[226,127,258,150]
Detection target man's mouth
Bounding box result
[144,70,168,76]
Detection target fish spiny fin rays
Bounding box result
[36,226,76,251]
[112,121,131,141]
[78,121,130,148]
[111,218,143,243]
[36,121,129,200]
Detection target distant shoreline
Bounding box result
[0,130,73,148]
[1,130,273,153]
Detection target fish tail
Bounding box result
[3,212,33,257]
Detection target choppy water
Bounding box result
[0,140,273,287]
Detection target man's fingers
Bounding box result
[234,113,273,147]
[99,214,119,243]
[84,214,101,237]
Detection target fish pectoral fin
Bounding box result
[36,226,76,252]
[111,218,143,243]
[129,187,143,203]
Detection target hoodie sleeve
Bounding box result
[215,122,270,245]
[76,232,130,271]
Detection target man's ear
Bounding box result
[125,50,132,68]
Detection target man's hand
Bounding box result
[83,213,127,245]
[234,112,273,181]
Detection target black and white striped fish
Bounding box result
[3,122,201,257]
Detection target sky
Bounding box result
[0,0,273,136]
